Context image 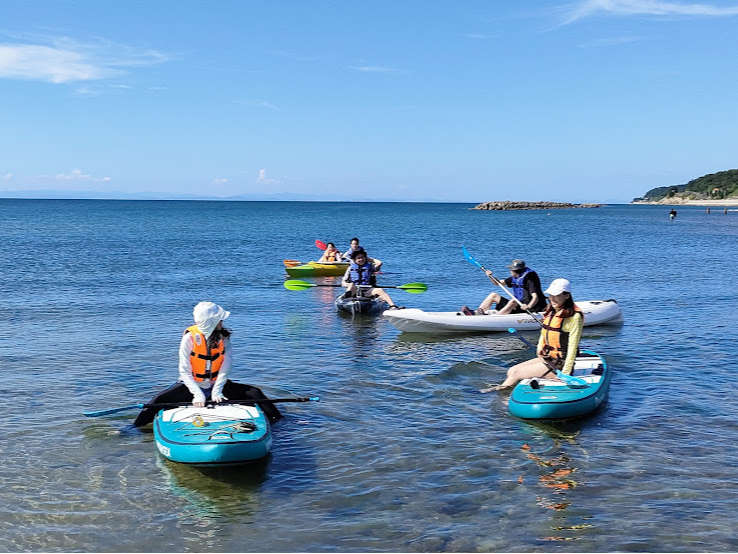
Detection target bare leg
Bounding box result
[371,287,396,306]
[478,292,502,312]
[498,357,551,389]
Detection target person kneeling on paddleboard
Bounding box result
[133,301,283,427]
[491,278,583,390]
[342,249,400,309]
[461,258,546,316]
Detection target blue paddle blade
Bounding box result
[462,246,484,269]
[555,370,589,388]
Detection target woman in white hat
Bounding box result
[134,302,282,427]
[493,278,584,390]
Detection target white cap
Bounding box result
[544,278,572,296]
[193,301,230,338]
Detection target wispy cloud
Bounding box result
[0,35,168,84]
[55,168,111,182]
[349,65,398,73]
[235,98,279,110]
[211,178,228,185]
[562,0,738,24]
[461,32,497,39]
[579,35,645,46]
[2,173,11,180]
[271,49,318,62]
[256,169,281,186]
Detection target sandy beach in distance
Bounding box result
[633,198,738,207]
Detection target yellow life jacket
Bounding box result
[185,325,225,383]
[540,306,583,360]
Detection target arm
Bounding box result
[178,333,207,406]
[211,338,232,401]
[342,267,352,287]
[561,313,583,375]
[371,257,383,270]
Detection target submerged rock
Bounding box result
[471,201,602,211]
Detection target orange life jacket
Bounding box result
[185,325,225,383]
[540,306,583,360]
[324,250,340,262]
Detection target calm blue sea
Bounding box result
[2,199,738,552]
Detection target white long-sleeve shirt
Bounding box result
[178,333,232,403]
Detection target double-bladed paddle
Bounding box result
[284,279,427,293]
[83,396,320,418]
[315,239,327,250]
[507,327,588,388]
[461,246,543,325]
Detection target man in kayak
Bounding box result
[342,249,399,309]
[133,301,283,427]
[488,278,583,390]
[461,259,547,316]
[341,237,382,270]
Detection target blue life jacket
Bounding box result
[510,268,533,301]
[349,261,375,286]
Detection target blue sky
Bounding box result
[2,0,737,202]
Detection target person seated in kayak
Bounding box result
[318,242,343,263]
[461,259,546,316]
[492,278,583,390]
[133,301,283,427]
[342,249,399,308]
[341,237,382,270]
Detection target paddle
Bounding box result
[284,259,302,267]
[284,279,427,293]
[83,396,320,418]
[315,239,327,250]
[461,246,543,325]
[507,327,588,388]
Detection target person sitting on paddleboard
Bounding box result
[318,242,343,263]
[492,278,583,390]
[461,259,546,316]
[133,302,283,427]
[342,249,399,309]
[341,237,382,270]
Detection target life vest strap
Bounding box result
[190,351,222,361]
[193,370,220,380]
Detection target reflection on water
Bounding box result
[157,455,269,521]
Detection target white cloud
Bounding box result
[55,168,111,182]
[563,0,738,23]
[211,178,228,185]
[349,65,397,73]
[0,36,168,84]
[235,98,279,110]
[256,169,280,185]
[579,36,645,46]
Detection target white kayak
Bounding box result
[382,300,622,334]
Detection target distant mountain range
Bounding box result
[0,189,450,203]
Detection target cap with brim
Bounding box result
[507,259,526,271]
[544,278,571,296]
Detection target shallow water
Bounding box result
[2,199,737,552]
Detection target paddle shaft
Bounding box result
[83,397,319,417]
[508,328,557,378]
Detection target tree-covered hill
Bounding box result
[634,169,738,202]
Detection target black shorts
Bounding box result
[496,297,525,313]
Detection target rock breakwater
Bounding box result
[471,201,602,211]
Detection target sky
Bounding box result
[1,0,738,203]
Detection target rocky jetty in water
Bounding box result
[471,201,602,211]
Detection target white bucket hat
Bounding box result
[193,301,230,338]
[544,278,572,296]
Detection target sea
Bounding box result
[2,199,737,553]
